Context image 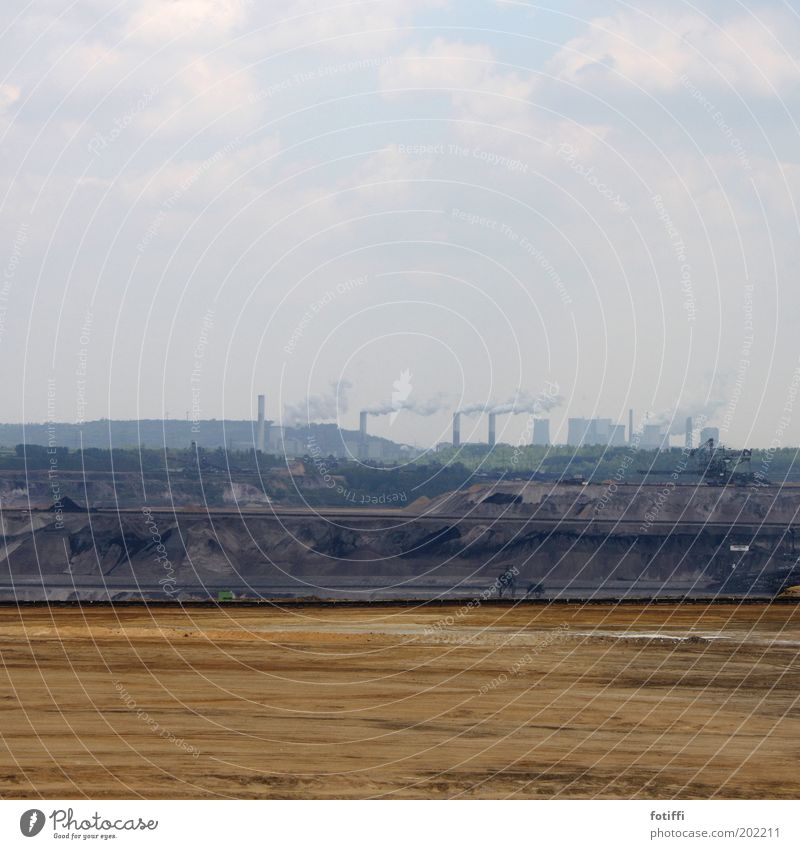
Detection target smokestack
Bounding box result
[628,409,634,444]
[488,412,496,447]
[257,394,266,452]
[359,411,368,441]
[685,416,693,449]
[452,412,461,447]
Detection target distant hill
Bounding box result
[0,419,258,450]
[0,419,409,455]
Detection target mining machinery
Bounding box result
[497,566,518,598]
[639,438,763,486]
[688,438,760,485]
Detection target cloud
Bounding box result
[550,9,800,95]
[0,83,20,112]
[261,0,447,54]
[380,37,537,108]
[125,0,251,42]
[136,55,263,138]
[119,135,280,207]
[378,37,544,157]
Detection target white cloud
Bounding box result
[550,9,800,95]
[380,37,538,106]
[125,0,251,42]
[380,38,499,92]
[0,83,20,111]
[137,55,262,139]
[379,38,544,148]
[262,0,447,54]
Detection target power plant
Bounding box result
[567,417,626,447]
[639,423,668,450]
[532,419,550,446]
[245,393,733,461]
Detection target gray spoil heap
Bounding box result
[421,481,800,525]
[1,481,799,602]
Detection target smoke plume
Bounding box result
[365,394,447,417]
[651,374,730,435]
[459,383,562,416]
[283,380,352,425]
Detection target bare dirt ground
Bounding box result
[0,603,798,799]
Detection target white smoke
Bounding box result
[365,394,447,417]
[283,379,352,425]
[653,406,710,436]
[458,382,563,416]
[456,401,489,415]
[652,375,729,435]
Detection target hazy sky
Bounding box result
[1,0,799,448]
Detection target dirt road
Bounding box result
[0,603,798,798]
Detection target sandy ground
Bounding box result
[0,603,798,799]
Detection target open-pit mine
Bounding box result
[2,481,800,602]
[2,479,799,799]
[0,603,798,799]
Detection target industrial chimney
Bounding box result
[628,409,634,445]
[488,412,496,447]
[685,416,693,449]
[359,411,368,441]
[452,412,461,447]
[257,394,266,452]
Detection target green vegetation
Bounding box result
[4,443,800,512]
[1,444,282,473]
[423,444,800,483]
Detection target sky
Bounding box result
[1,0,800,448]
